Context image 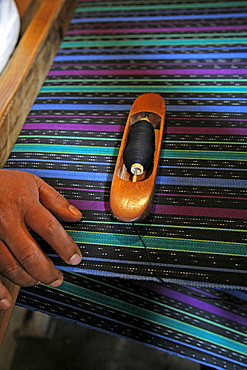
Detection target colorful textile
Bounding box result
[17,272,247,370]
[4,0,247,368]
[6,0,247,288]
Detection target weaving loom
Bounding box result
[2,0,247,369]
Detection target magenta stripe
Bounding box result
[68,199,110,212]
[166,126,247,135]
[55,187,108,193]
[68,200,247,220]
[66,25,247,34]
[168,117,247,122]
[23,123,124,131]
[156,193,247,201]
[47,68,247,76]
[155,205,247,219]
[24,123,247,135]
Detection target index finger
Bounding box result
[25,203,82,266]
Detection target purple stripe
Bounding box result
[66,25,247,34]
[69,200,247,220]
[166,126,247,135]
[23,123,124,131]
[133,282,247,325]
[24,123,247,135]
[48,68,247,76]
[68,199,110,212]
[155,205,247,219]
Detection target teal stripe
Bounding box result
[79,274,245,337]
[162,149,247,161]
[40,86,247,93]
[12,144,247,161]
[76,2,247,12]
[69,231,247,256]
[55,281,247,355]
[61,38,247,47]
[12,143,118,156]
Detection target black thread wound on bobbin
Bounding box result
[123,120,155,173]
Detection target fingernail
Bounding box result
[69,205,82,217]
[0,299,12,310]
[69,253,82,265]
[50,278,63,287]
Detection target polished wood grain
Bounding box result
[0,0,78,168]
[110,93,166,222]
[0,0,78,348]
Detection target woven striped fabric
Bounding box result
[4,1,247,368]
[17,273,247,370]
[6,0,247,289]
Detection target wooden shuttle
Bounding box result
[110,93,166,222]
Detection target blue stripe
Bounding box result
[51,256,246,273]
[31,103,247,113]
[18,289,241,370]
[7,168,111,181]
[71,13,247,23]
[157,176,247,188]
[7,169,247,188]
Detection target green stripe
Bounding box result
[40,86,247,93]
[69,231,247,256]
[12,144,247,161]
[53,281,247,355]
[61,38,247,47]
[80,274,245,338]
[76,2,247,12]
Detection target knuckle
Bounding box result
[2,263,35,286]
[3,263,22,279]
[19,249,40,267]
[42,217,59,235]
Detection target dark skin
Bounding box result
[0,170,82,310]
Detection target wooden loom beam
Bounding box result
[0,0,78,348]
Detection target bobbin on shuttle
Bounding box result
[110,93,166,222]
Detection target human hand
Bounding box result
[0,170,82,310]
